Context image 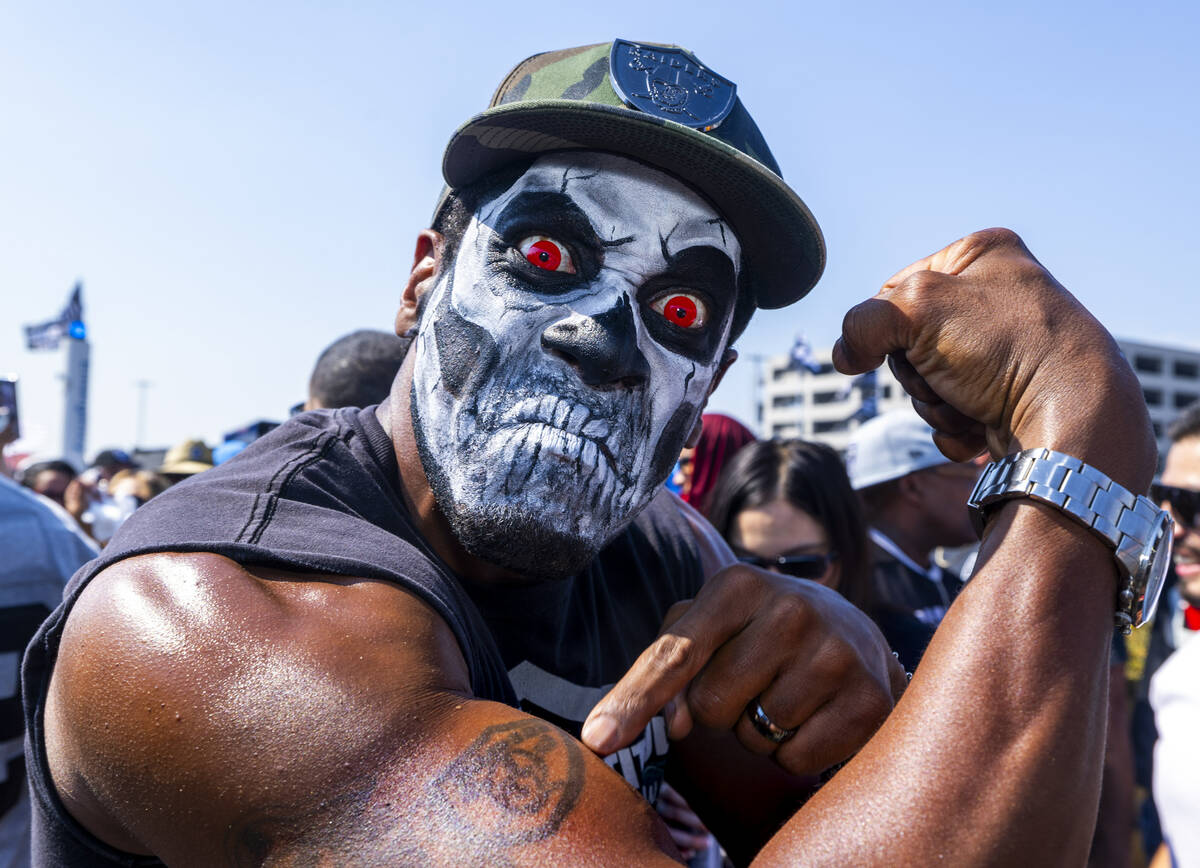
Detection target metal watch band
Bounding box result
[968,447,1169,632]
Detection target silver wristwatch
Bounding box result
[967,448,1173,633]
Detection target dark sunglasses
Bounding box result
[1151,482,1200,528]
[737,553,836,580]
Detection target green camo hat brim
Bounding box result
[441,99,825,310]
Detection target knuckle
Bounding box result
[723,563,759,590]
[892,268,946,301]
[770,592,815,634]
[686,682,730,726]
[649,633,698,678]
[970,226,1022,249]
[810,643,856,685]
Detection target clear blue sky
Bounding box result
[3,0,1197,460]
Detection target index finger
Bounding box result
[580,582,756,755]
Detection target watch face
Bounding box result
[1135,511,1174,629]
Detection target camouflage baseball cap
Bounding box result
[439,40,825,309]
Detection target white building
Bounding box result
[757,338,1200,465]
[757,349,908,453]
[1118,339,1200,466]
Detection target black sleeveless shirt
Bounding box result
[22,407,703,866]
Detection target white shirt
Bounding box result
[0,475,97,868]
[1151,633,1200,867]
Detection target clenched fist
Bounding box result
[834,228,1154,494]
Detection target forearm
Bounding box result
[755,500,1119,866]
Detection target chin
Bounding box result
[444,498,607,581]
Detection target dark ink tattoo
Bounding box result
[433,719,586,847]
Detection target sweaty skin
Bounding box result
[44,211,1150,864]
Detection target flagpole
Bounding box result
[23,283,89,466]
[63,332,89,468]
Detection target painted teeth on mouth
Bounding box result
[514,394,609,440]
[515,421,584,460]
[567,403,589,433]
[581,418,611,439]
[580,439,599,470]
[517,421,617,493]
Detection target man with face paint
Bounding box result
[26,40,1164,867]
[411,152,745,580]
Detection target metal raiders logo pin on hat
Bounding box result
[609,39,737,132]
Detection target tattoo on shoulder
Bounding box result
[434,718,586,846]
[222,719,586,865]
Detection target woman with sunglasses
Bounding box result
[706,439,872,610]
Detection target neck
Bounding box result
[871,515,934,570]
[381,356,526,587]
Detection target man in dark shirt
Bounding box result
[27,39,1157,866]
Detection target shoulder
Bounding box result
[55,551,472,695]
[46,551,471,856]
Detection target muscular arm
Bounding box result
[581,229,1156,866]
[753,228,1156,865]
[46,553,680,866]
[756,501,1121,865]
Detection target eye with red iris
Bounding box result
[650,291,707,330]
[519,235,576,274]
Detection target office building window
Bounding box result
[1175,392,1199,410]
[1135,355,1163,374]
[812,390,840,405]
[1174,360,1199,379]
[813,420,848,434]
[1143,388,1163,407]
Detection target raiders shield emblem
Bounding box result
[608,39,738,132]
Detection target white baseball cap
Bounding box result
[846,409,951,491]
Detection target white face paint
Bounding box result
[411,152,742,579]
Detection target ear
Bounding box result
[896,471,927,506]
[684,349,739,448]
[395,229,445,338]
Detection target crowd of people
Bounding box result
[1,37,1195,868]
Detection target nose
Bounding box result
[541,296,650,388]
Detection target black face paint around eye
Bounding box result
[638,245,736,363]
[491,192,602,287]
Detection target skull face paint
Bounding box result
[411,152,742,579]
